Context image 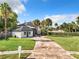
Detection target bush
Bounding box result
[41,28,47,35]
[48,32,79,37]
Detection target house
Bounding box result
[12,22,41,38]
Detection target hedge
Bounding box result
[48,32,79,36]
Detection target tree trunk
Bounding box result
[4,8,8,40]
[4,17,7,40]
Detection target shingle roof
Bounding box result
[18,22,34,27]
[13,26,35,32]
[13,22,36,32]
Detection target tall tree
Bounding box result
[76,16,79,25]
[33,19,40,27]
[45,18,52,27]
[0,3,17,39]
[54,23,58,30]
[71,21,78,32]
[40,20,46,28]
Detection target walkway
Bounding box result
[27,36,76,59]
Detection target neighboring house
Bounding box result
[12,22,41,38]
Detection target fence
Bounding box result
[0,46,32,59]
[0,32,12,39]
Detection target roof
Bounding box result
[13,26,35,32]
[13,22,36,32]
[18,22,34,27]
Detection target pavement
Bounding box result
[27,36,76,59]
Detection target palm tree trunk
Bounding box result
[4,17,7,40]
[4,8,7,40]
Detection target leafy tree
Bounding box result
[0,3,17,39]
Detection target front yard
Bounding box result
[48,36,79,51]
[47,36,79,59]
[0,38,35,51]
[0,38,35,59]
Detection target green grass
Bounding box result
[0,38,35,51]
[47,36,79,51]
[72,54,79,59]
[47,36,79,59]
[0,53,30,59]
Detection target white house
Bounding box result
[12,22,41,38]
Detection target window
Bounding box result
[28,31,31,35]
[24,32,26,35]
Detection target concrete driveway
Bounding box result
[27,36,76,59]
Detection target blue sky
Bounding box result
[0,0,79,25]
[19,0,79,24]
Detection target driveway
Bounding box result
[27,36,76,59]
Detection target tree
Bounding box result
[60,22,68,31]
[71,21,78,32]
[0,3,17,39]
[45,18,52,27]
[76,16,79,25]
[40,20,46,28]
[54,23,58,30]
[33,19,40,27]
[0,16,4,31]
[8,12,18,30]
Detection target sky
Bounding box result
[0,0,79,25]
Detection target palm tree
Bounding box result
[0,3,11,40]
[76,16,79,25]
[71,21,78,32]
[45,18,52,27]
[33,19,40,27]
[40,20,46,28]
[60,22,69,32]
[54,23,58,30]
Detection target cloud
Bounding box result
[44,14,79,25]
[0,0,28,14]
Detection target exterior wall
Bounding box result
[28,31,33,37]
[12,31,33,38]
[12,32,22,38]
[21,31,27,38]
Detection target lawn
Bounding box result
[72,54,79,59]
[0,38,35,51]
[47,36,79,51]
[47,36,79,59]
[0,38,35,59]
[0,53,30,59]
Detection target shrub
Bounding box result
[48,32,79,37]
[41,28,47,35]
